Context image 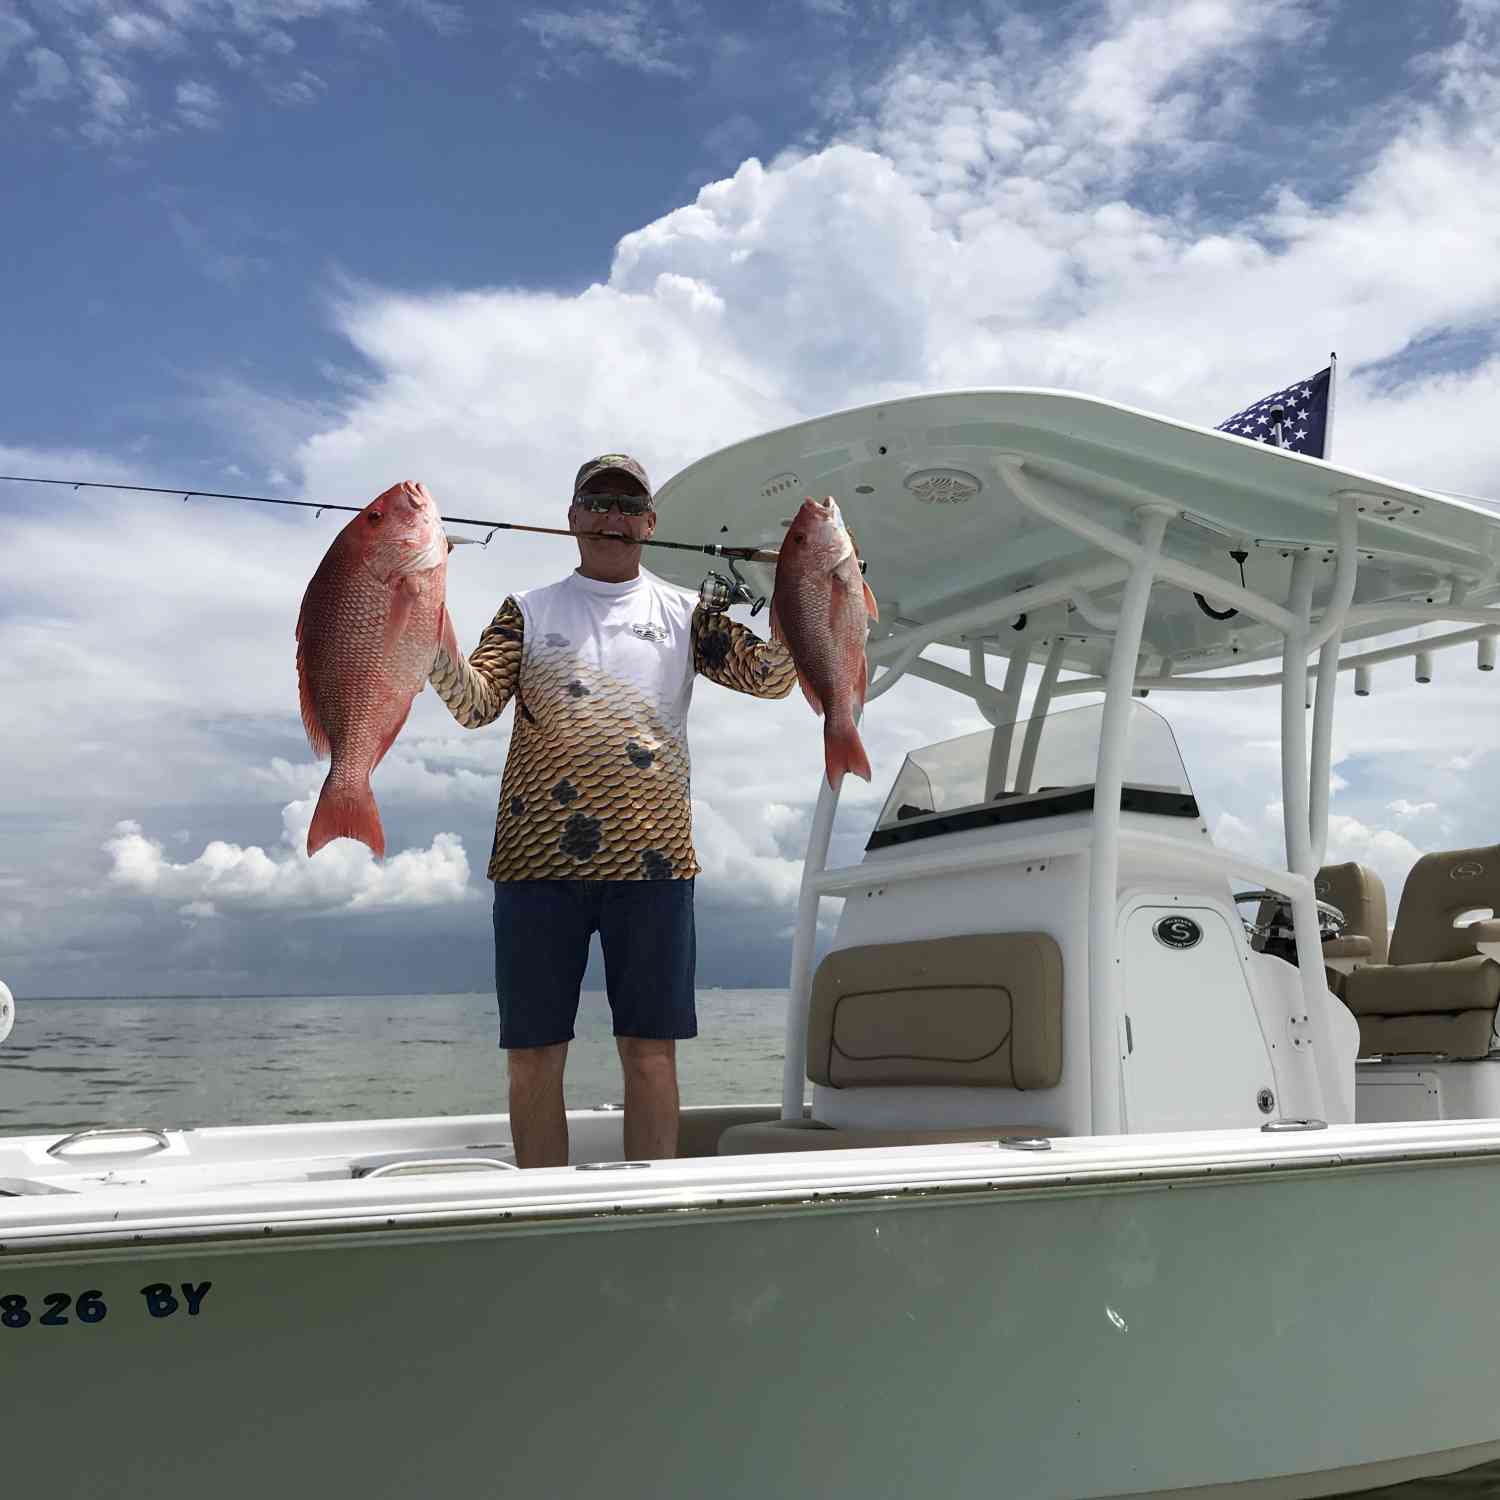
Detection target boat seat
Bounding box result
[1315,861,1389,980]
[1342,845,1500,1058]
[1299,862,1389,998]
[719,932,1064,1155]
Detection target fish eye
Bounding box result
[793,531,806,543]
[368,510,383,523]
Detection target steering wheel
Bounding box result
[1233,890,1347,960]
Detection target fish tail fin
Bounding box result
[308,772,385,859]
[823,715,872,789]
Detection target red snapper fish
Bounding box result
[771,495,879,789]
[295,480,459,858]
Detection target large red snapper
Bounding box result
[295,480,459,858]
[771,495,879,789]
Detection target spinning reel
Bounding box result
[698,557,767,616]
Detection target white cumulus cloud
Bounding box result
[105,804,474,917]
[1388,798,1439,819]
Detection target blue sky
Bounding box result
[3,0,1500,1001]
[0,0,1466,476]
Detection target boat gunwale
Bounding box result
[7,1119,1500,1261]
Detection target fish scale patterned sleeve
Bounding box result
[690,605,798,699]
[429,596,524,728]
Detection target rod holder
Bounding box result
[1355,666,1372,697]
[1481,637,1496,672]
[1415,651,1433,684]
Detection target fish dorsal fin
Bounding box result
[294,601,331,759]
[296,662,330,758]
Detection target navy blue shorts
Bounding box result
[491,879,697,1049]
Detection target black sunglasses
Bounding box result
[574,491,653,516]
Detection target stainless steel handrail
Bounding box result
[46,1126,171,1159]
[362,1156,518,1179]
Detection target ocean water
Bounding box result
[0,988,788,1136]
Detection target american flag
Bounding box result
[1214,366,1331,458]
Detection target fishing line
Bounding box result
[0,472,817,568]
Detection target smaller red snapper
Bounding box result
[295,480,459,858]
[770,495,879,789]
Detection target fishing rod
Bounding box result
[0,472,794,567]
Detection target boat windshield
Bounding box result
[872,701,1195,843]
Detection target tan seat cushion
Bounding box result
[806,933,1063,1091]
[1389,845,1500,966]
[717,1118,1063,1155]
[1321,935,1374,964]
[675,1105,783,1159]
[1343,955,1500,1016]
[1316,862,1389,963]
[1357,1011,1496,1060]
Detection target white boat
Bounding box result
[5,390,1500,1499]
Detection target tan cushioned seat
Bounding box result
[1354,1012,1496,1059]
[1344,955,1500,1016]
[1316,862,1389,964]
[718,1119,1063,1155]
[1389,846,1500,966]
[1321,935,1374,964]
[805,933,1063,1091]
[1339,846,1500,1058]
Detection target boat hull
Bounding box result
[5,1146,1500,1498]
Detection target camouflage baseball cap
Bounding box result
[572,453,653,501]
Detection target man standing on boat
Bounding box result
[429,455,796,1168]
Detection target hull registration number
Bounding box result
[1,1282,212,1328]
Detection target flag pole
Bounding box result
[1323,350,1338,460]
